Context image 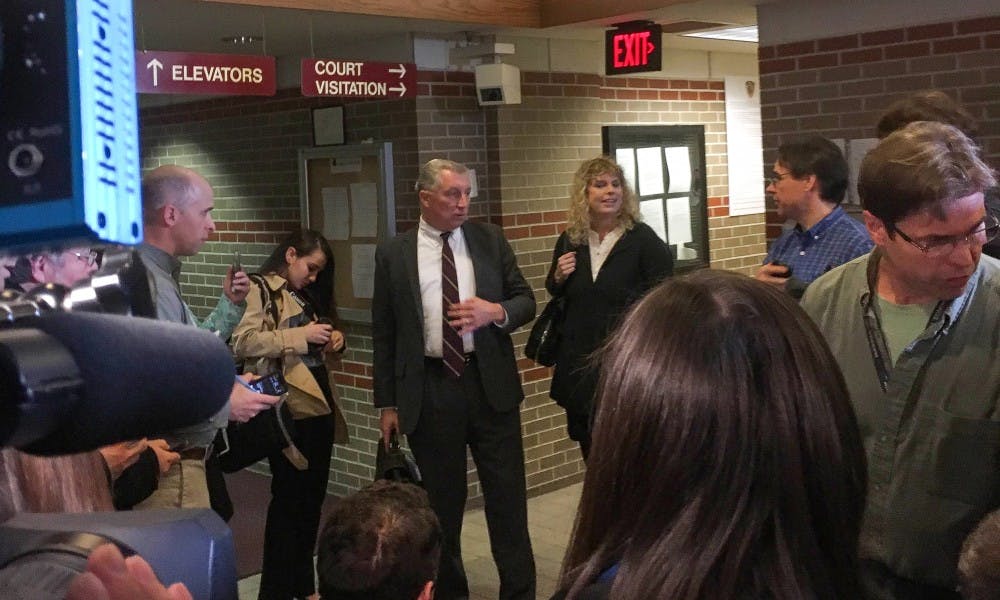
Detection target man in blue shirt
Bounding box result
[755,136,873,299]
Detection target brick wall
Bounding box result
[139,68,765,501]
[758,15,1000,239]
[475,71,766,494]
[141,91,418,497]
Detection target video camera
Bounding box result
[0,2,238,598]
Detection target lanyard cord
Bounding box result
[860,250,950,393]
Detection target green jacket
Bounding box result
[802,251,1000,590]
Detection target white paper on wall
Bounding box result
[667,196,693,244]
[615,148,638,193]
[725,76,766,216]
[351,244,376,299]
[640,198,667,243]
[349,183,379,238]
[468,168,479,198]
[321,187,350,241]
[636,147,664,196]
[664,147,692,194]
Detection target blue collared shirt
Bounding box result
[764,205,873,285]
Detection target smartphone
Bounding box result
[772,261,793,278]
[232,250,242,274]
[248,372,287,396]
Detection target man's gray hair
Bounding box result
[414,159,469,192]
[141,165,201,226]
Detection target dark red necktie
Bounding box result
[440,231,465,378]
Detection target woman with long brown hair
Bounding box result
[231,229,349,600]
[554,270,867,600]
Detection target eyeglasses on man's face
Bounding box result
[765,171,795,188]
[890,214,1000,258]
[70,250,100,266]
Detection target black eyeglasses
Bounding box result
[890,214,1000,258]
[70,250,99,266]
[765,172,794,187]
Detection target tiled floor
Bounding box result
[237,482,583,599]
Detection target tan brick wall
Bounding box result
[139,69,766,501]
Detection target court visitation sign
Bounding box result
[302,59,417,98]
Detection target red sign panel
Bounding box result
[605,24,663,75]
[301,59,417,98]
[135,51,276,96]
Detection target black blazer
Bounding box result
[546,222,672,415]
[372,220,535,434]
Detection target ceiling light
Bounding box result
[682,26,757,43]
[220,35,263,45]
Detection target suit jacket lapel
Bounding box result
[462,223,483,292]
[402,229,423,324]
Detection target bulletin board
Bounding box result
[299,142,395,324]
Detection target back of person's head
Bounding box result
[0,448,112,521]
[317,481,441,600]
[776,136,849,204]
[558,269,867,600]
[877,90,978,139]
[859,121,996,227]
[959,509,1000,600]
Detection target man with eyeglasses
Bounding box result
[5,245,182,510]
[875,90,1000,260]
[7,247,100,293]
[755,136,873,299]
[802,121,1000,600]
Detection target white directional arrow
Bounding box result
[388,63,406,78]
[389,82,407,97]
[146,58,164,87]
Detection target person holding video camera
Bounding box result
[135,165,279,511]
[3,243,181,509]
[231,228,349,600]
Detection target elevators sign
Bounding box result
[135,51,276,96]
[301,59,417,98]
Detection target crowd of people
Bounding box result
[2,89,1000,600]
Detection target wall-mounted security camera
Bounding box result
[475,63,521,106]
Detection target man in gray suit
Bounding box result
[373,159,536,600]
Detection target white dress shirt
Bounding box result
[417,217,476,356]
[587,226,625,281]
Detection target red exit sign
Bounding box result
[605,23,663,75]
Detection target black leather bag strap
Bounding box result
[249,273,281,328]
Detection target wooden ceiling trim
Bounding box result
[201,0,543,28]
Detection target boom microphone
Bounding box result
[0,312,234,455]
